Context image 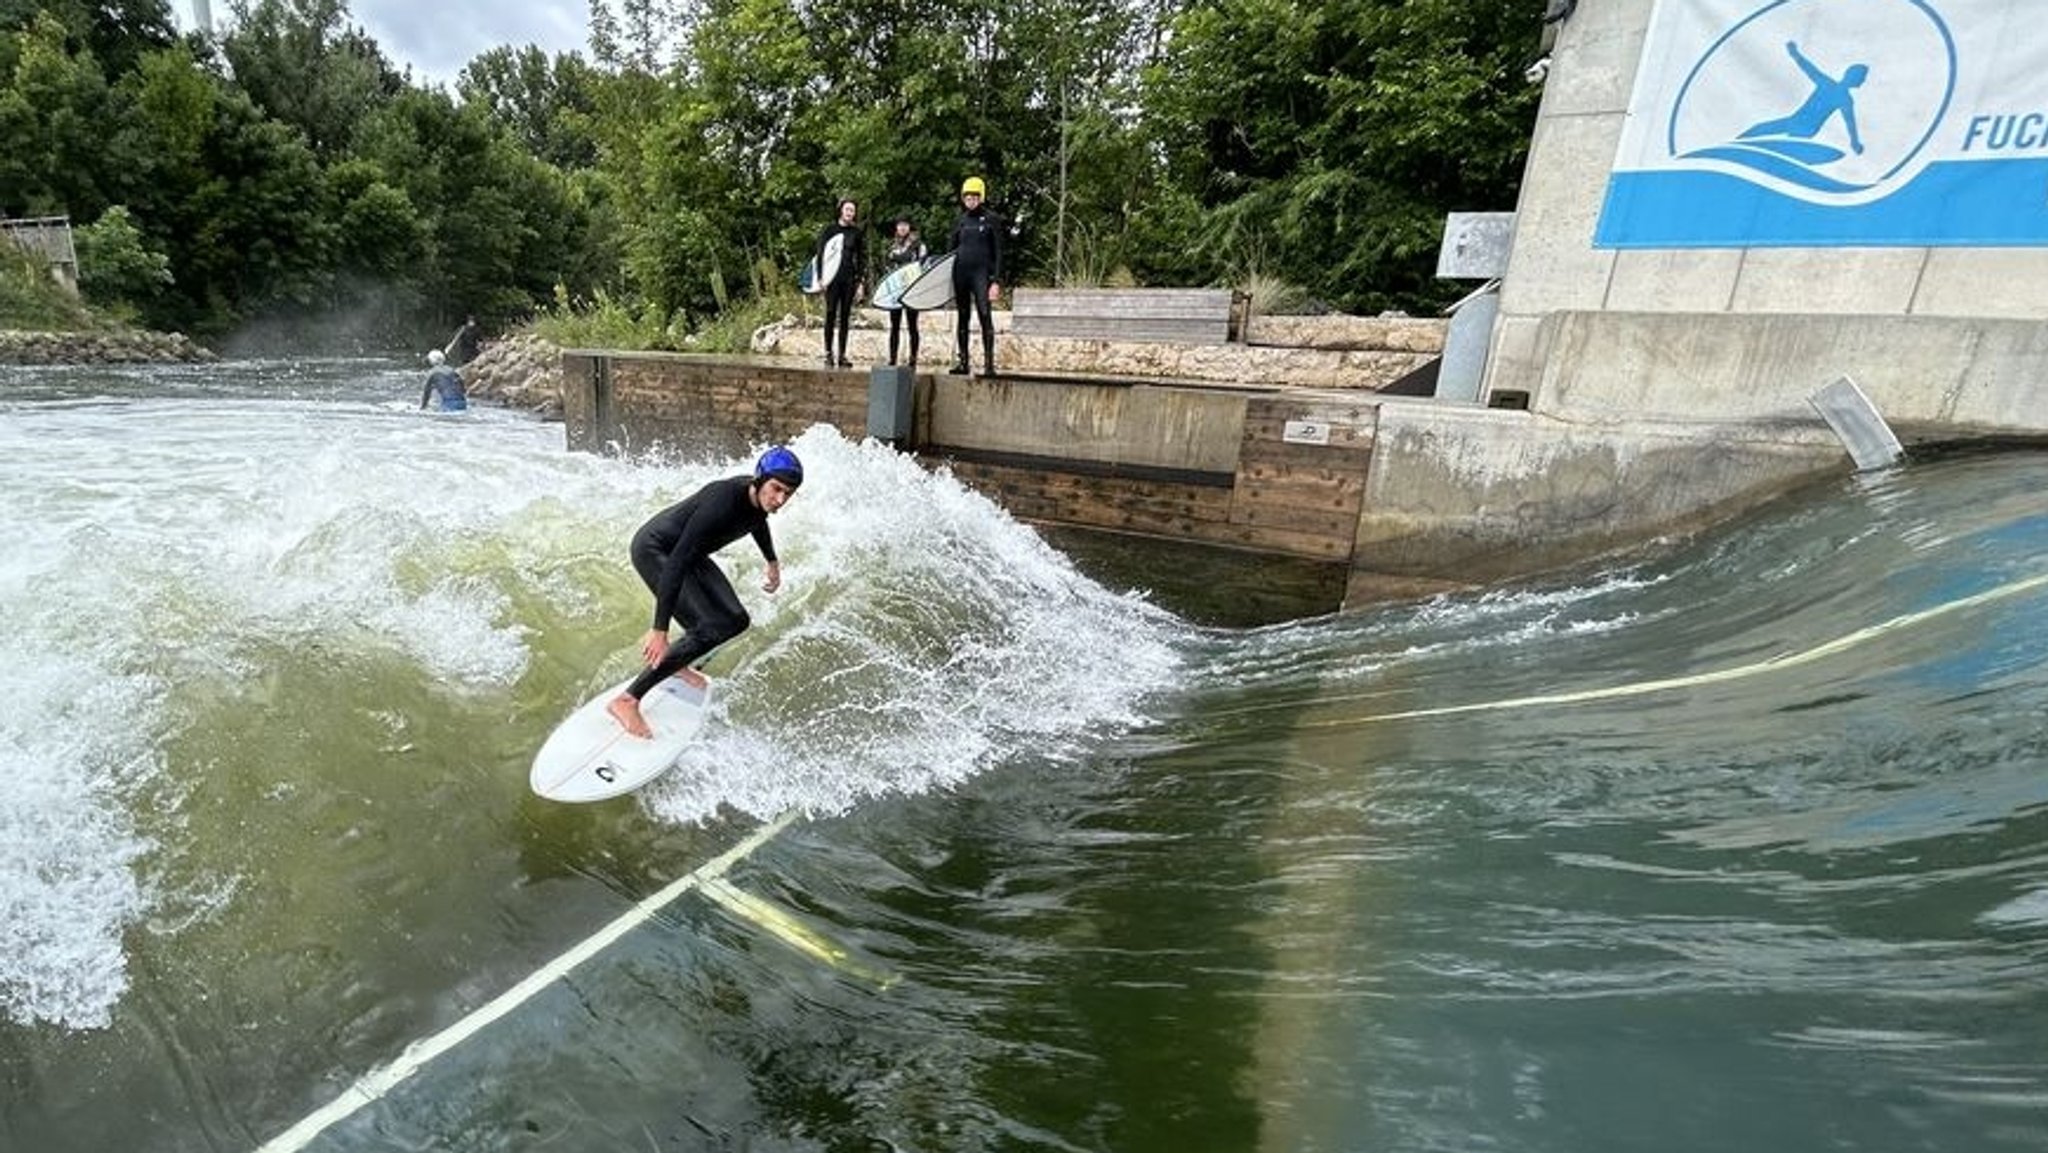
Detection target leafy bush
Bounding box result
[74,207,173,321]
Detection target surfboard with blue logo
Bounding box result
[873,255,939,309]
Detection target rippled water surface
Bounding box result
[2,359,2044,1152]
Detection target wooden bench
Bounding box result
[1010,288,1239,344]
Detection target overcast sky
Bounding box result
[178,1,595,90]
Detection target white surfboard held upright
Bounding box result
[530,675,713,803]
[800,233,846,295]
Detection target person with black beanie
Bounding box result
[815,199,867,367]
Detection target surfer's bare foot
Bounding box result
[676,668,709,692]
[606,695,653,739]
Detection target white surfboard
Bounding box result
[897,251,956,311]
[530,674,713,803]
[872,255,933,309]
[800,233,846,295]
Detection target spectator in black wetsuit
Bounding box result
[607,447,804,740]
[816,200,866,367]
[949,176,1003,377]
[447,315,482,366]
[882,217,927,367]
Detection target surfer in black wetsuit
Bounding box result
[816,199,866,367]
[948,176,1003,377]
[607,447,804,739]
[883,216,927,367]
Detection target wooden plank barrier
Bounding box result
[1011,288,1236,345]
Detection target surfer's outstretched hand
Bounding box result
[762,560,782,594]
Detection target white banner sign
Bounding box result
[1596,0,2048,247]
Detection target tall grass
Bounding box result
[526,281,814,354]
[1238,268,1311,316]
[0,246,100,331]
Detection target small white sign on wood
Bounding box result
[1283,419,1331,445]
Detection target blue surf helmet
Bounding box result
[754,445,803,490]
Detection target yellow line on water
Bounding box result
[253,809,800,1153]
[701,877,898,990]
[1301,570,2048,731]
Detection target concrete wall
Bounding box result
[1346,1,2048,603]
[561,352,867,458]
[1355,400,1837,584]
[925,377,1250,474]
[1485,1,2048,419]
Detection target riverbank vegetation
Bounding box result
[1,0,1542,350]
[0,244,96,330]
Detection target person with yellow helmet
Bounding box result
[947,175,1003,376]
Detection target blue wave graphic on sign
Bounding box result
[1664,0,1955,199]
[1592,0,2019,248]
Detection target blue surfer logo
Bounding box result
[1665,0,1956,201]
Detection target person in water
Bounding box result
[419,348,467,411]
[1740,41,1868,155]
[607,446,803,739]
[948,175,1003,377]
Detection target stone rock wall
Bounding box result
[459,333,567,418]
[751,306,1446,389]
[0,329,215,364]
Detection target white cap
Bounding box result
[427,349,444,365]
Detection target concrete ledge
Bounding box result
[1536,311,2048,434]
[1355,400,1842,583]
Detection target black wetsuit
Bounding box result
[624,475,777,700]
[449,320,481,365]
[884,234,927,366]
[816,221,866,364]
[950,205,1003,374]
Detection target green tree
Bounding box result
[328,157,428,278]
[221,0,397,157]
[352,86,602,325]
[74,204,173,316]
[0,13,116,217]
[155,84,337,333]
[1144,0,1540,311]
[458,45,601,170]
[0,0,175,76]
